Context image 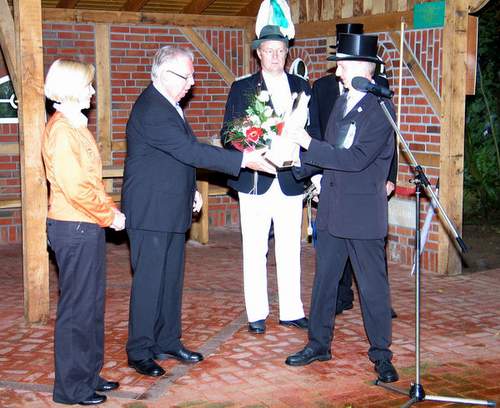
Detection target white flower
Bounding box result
[249,115,261,125]
[257,91,270,103]
[263,106,273,118]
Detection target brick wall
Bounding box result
[0,24,445,273]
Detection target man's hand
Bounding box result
[386,181,395,197]
[242,148,277,175]
[193,190,203,213]
[285,128,312,150]
[110,210,126,231]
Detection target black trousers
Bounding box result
[308,229,393,362]
[126,229,185,360]
[337,261,354,307]
[47,219,106,404]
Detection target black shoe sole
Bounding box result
[128,363,165,377]
[154,353,202,363]
[377,374,399,383]
[285,354,332,366]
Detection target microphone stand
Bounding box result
[374,98,496,408]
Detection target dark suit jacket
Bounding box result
[122,84,243,233]
[296,93,395,239]
[308,74,398,183]
[221,72,311,196]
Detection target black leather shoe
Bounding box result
[335,302,353,315]
[285,346,332,366]
[78,393,107,405]
[96,379,119,392]
[248,319,266,334]
[375,359,399,383]
[128,358,165,377]
[155,346,203,363]
[279,317,308,329]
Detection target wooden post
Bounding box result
[14,0,49,322]
[439,0,469,275]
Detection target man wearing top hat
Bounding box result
[284,32,399,384]
[308,23,398,317]
[221,25,310,334]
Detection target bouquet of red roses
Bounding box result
[223,90,284,152]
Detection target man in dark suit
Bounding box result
[122,46,275,377]
[308,23,398,316]
[221,25,311,334]
[284,33,399,384]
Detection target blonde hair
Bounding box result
[44,59,95,103]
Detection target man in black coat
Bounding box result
[285,33,399,384]
[308,23,398,316]
[122,46,274,377]
[221,25,311,334]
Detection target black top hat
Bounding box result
[330,23,364,49]
[252,25,289,50]
[327,33,382,64]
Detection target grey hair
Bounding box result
[151,46,194,81]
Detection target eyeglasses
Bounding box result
[166,70,194,81]
[260,48,287,57]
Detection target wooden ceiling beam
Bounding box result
[295,11,413,38]
[121,0,150,12]
[0,0,19,95]
[56,0,79,8]
[237,0,262,17]
[182,0,217,14]
[43,8,255,28]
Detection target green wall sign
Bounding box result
[413,1,446,29]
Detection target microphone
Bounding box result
[351,76,394,98]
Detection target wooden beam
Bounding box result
[237,0,262,17]
[389,31,441,116]
[56,0,79,8]
[178,27,235,85]
[14,0,49,323]
[438,0,468,275]
[43,8,255,28]
[295,11,413,39]
[242,27,253,76]
[0,0,19,95]
[468,0,490,13]
[121,0,149,12]
[0,143,19,155]
[182,0,217,14]
[95,23,112,166]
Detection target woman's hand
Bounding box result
[110,210,126,231]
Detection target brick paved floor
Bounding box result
[0,227,498,407]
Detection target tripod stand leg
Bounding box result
[401,397,419,408]
[425,394,496,406]
[374,380,410,396]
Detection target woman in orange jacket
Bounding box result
[42,59,125,406]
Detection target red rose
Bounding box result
[246,127,263,143]
[275,122,285,136]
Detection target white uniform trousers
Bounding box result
[238,178,305,322]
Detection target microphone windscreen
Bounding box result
[351,76,371,92]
